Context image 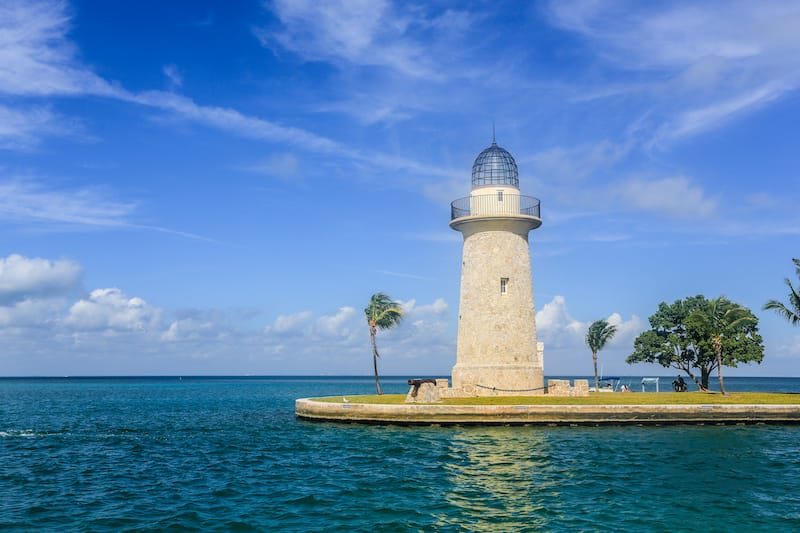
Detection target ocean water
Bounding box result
[2,376,800,532]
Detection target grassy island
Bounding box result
[314,392,800,406]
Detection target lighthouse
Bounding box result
[449,138,544,396]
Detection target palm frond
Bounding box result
[763,261,800,327]
[364,292,404,328]
[585,319,618,351]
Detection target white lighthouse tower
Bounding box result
[449,138,544,396]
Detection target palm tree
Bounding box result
[764,258,800,326]
[688,297,755,396]
[586,319,618,391]
[364,293,403,395]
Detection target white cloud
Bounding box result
[525,140,630,185]
[261,0,435,78]
[535,295,645,375]
[131,90,347,155]
[547,1,800,71]
[535,295,584,348]
[0,254,81,304]
[162,64,183,89]
[606,312,644,346]
[0,297,64,327]
[313,306,358,338]
[547,0,800,144]
[266,310,313,335]
[0,0,119,97]
[161,317,217,342]
[617,176,717,219]
[399,298,448,317]
[653,83,785,145]
[240,153,301,183]
[0,179,136,227]
[0,104,76,149]
[65,288,162,332]
[535,295,642,349]
[0,0,460,194]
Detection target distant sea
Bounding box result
[2,376,800,531]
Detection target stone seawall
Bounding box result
[296,398,800,426]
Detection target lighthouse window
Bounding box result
[497,191,504,201]
[500,277,508,294]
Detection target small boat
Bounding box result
[589,376,622,392]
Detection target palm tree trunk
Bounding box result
[716,353,727,395]
[714,336,727,396]
[593,352,599,391]
[370,326,382,395]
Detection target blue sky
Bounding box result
[1,0,799,377]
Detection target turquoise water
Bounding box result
[2,376,800,531]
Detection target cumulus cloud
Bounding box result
[161,317,217,342]
[605,312,645,346]
[535,295,644,374]
[313,306,357,338]
[0,254,81,304]
[0,297,64,327]
[399,298,448,316]
[65,288,161,332]
[535,295,584,347]
[265,310,313,336]
[536,295,642,349]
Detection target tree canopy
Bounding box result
[686,297,758,395]
[626,295,764,390]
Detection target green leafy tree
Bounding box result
[586,319,618,391]
[627,295,764,391]
[764,258,800,326]
[687,297,761,396]
[364,293,403,395]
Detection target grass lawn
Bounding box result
[312,392,800,406]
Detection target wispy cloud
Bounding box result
[377,270,430,281]
[0,178,214,240]
[0,104,77,149]
[616,176,717,219]
[651,83,786,146]
[0,179,136,227]
[162,64,183,89]
[0,0,119,98]
[547,0,800,145]
[259,0,437,78]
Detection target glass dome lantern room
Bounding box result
[471,142,519,188]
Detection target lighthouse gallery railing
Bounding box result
[450,194,541,220]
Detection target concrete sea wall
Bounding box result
[296,398,800,426]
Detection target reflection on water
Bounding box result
[440,428,560,531]
[432,425,800,531]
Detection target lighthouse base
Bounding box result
[447,363,545,397]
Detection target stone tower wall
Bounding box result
[450,218,543,395]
